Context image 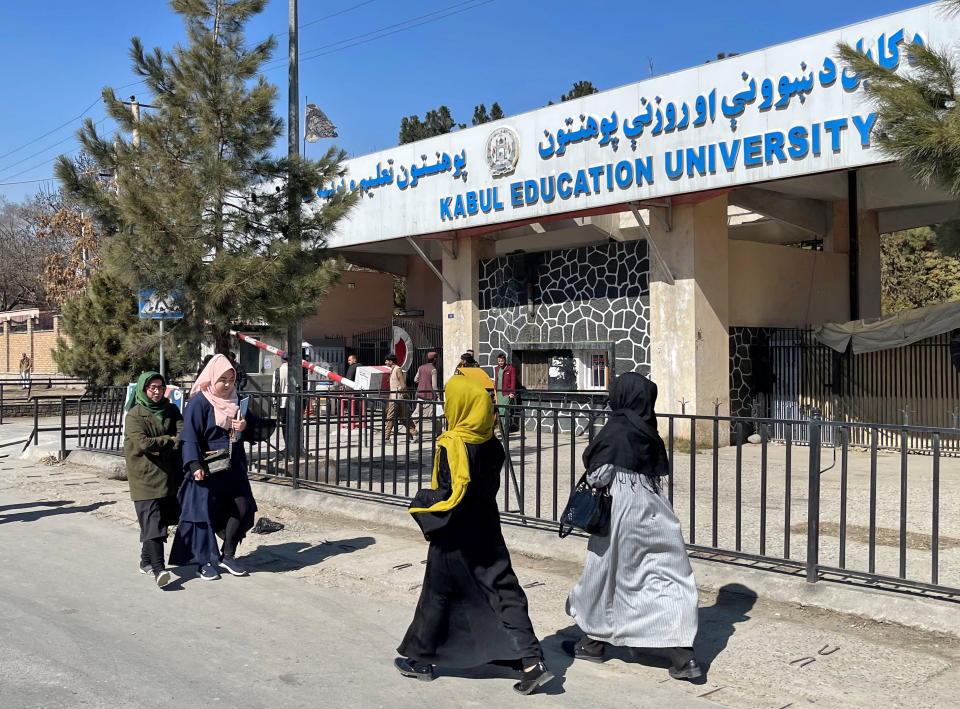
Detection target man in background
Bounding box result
[493,351,518,432]
[18,353,31,390]
[414,351,439,419]
[384,354,417,442]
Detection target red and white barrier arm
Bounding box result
[229,330,357,390]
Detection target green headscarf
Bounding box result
[125,371,169,422]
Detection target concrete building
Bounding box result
[315,3,958,434]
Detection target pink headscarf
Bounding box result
[191,353,240,428]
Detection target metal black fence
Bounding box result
[48,385,960,600]
[738,328,960,451]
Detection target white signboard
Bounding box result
[314,4,951,248]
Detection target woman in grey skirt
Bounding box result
[564,372,702,679]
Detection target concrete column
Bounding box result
[440,235,494,383]
[649,195,730,441]
[858,210,881,319]
[823,200,849,254]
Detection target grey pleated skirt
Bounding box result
[566,465,699,647]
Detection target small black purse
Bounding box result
[558,473,612,538]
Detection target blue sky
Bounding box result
[0,0,923,202]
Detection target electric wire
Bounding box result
[1,0,494,186]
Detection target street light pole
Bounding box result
[286,0,303,481]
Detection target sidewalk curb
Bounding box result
[65,449,127,479]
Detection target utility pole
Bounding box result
[286,0,304,480]
[129,95,163,377]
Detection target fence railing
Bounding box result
[38,386,960,600]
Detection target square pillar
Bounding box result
[649,195,730,441]
[858,210,881,319]
[441,235,494,383]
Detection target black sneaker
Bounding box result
[561,639,605,663]
[668,659,703,680]
[155,569,173,588]
[513,661,553,695]
[198,563,221,581]
[394,657,435,681]
[138,562,152,575]
[219,557,248,577]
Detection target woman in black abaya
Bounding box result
[395,376,553,696]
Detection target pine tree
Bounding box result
[53,273,197,386]
[472,103,490,126]
[560,81,599,103]
[55,0,356,376]
[837,6,960,255]
[471,102,505,126]
[399,105,464,144]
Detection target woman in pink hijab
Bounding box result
[170,354,267,581]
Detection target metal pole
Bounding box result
[159,319,165,378]
[287,0,303,487]
[848,170,860,320]
[805,407,823,583]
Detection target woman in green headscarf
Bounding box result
[395,376,553,696]
[122,371,184,589]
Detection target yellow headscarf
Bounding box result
[408,375,494,514]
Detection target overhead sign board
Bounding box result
[138,289,185,319]
[312,4,951,248]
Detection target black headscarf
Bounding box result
[582,372,669,476]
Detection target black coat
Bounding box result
[399,438,541,667]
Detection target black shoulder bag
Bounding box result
[558,473,611,538]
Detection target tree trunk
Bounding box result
[213,326,232,356]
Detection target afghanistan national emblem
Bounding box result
[486,127,520,177]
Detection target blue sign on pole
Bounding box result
[138,289,185,319]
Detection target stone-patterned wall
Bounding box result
[478,240,650,377]
[729,326,776,419]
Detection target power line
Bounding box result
[264,0,495,69]
[0,2,378,169]
[0,177,62,186]
[300,0,381,30]
[0,0,494,185]
[0,96,102,163]
[0,118,109,184]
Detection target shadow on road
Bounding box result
[693,582,757,672]
[246,537,377,572]
[0,500,73,513]
[0,500,112,524]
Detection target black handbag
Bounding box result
[558,473,612,538]
[203,439,232,475]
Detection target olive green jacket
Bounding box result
[123,403,184,501]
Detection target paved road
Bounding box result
[0,484,716,709]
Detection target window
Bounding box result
[574,350,607,391]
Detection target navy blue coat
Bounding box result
[168,393,258,566]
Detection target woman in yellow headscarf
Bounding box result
[395,376,553,696]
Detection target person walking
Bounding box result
[492,351,517,431]
[383,353,417,442]
[395,376,553,696]
[18,353,31,389]
[274,353,290,449]
[122,372,183,589]
[169,354,269,580]
[414,351,438,418]
[564,372,702,679]
[340,354,362,427]
[228,352,248,392]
